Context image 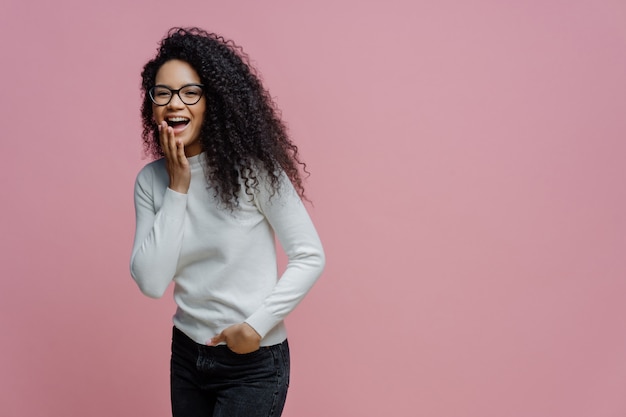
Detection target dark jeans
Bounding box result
[170,326,290,417]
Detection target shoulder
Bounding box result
[134,158,168,197]
[253,168,301,211]
[135,158,166,183]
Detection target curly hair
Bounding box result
[140,27,307,208]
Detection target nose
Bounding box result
[167,92,185,108]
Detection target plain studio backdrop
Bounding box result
[1,1,625,416]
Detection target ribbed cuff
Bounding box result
[161,187,188,220]
[245,306,279,338]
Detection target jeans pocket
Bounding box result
[224,345,268,362]
[278,341,290,387]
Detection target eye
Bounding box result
[180,85,202,98]
[155,90,171,97]
[183,88,201,98]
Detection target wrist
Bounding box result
[168,183,189,194]
[243,322,261,341]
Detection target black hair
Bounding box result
[140,27,307,208]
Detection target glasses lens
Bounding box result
[179,85,203,105]
[150,87,172,105]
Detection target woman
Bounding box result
[130,27,325,417]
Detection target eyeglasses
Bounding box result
[148,84,205,106]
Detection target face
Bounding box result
[152,59,206,156]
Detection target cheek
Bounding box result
[194,104,206,125]
[195,112,205,125]
[152,106,163,123]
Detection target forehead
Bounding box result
[154,59,201,86]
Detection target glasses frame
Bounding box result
[148,83,205,106]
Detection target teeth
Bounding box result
[167,117,189,122]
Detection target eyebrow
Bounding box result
[153,83,202,88]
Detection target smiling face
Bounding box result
[152,59,206,156]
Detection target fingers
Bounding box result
[206,332,225,347]
[175,133,187,165]
[158,121,191,193]
[158,122,178,160]
[205,323,261,354]
[157,122,168,154]
[159,122,186,166]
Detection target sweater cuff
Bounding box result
[245,307,278,339]
[161,187,188,219]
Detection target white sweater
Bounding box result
[130,153,325,346]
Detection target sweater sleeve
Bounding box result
[244,174,326,337]
[130,165,188,298]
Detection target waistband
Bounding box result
[172,326,287,356]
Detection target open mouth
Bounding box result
[166,117,190,128]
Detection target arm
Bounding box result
[246,173,326,336]
[130,172,187,298]
[209,175,325,352]
[130,123,191,298]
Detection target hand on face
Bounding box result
[153,60,205,149]
[159,121,191,194]
[152,60,206,193]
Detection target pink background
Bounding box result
[2,0,625,416]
